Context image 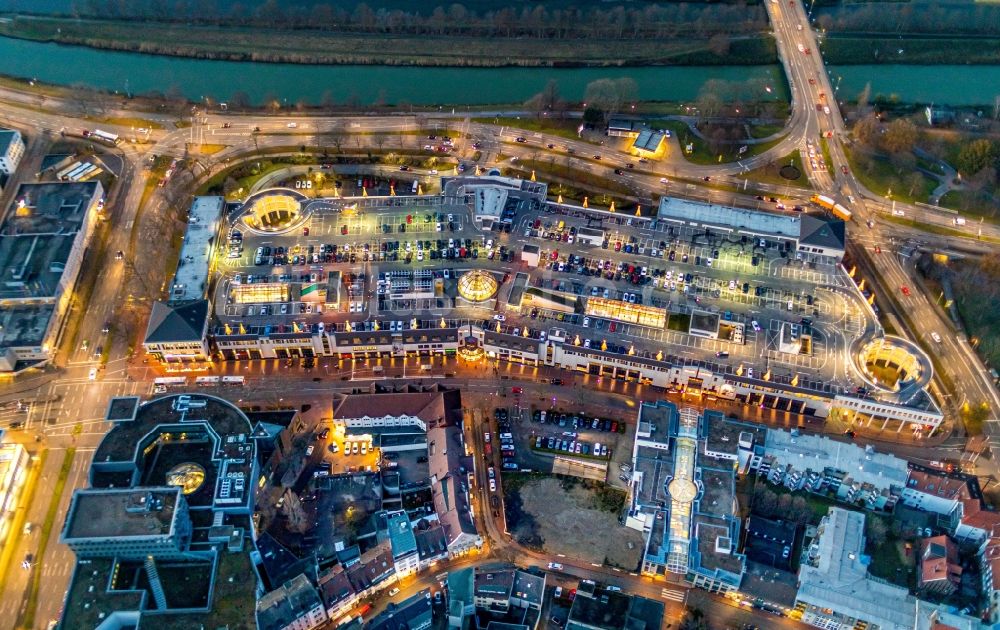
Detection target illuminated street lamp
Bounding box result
[583,197,588,208]
[628,345,635,356]
[574,335,581,346]
[601,340,608,351]
[609,201,616,213]
[496,322,502,333]
[439,317,447,329]
[736,365,744,376]
[763,369,771,381]
[345,321,352,332]
[635,205,642,217]
[362,187,368,197]
[557,194,563,204]
[656,350,663,362]
[530,170,536,182]
[411,318,418,330]
[791,374,799,387]
[373,320,380,331]
[522,327,529,338]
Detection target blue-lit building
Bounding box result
[626,401,762,593]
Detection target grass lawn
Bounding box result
[90,116,164,130]
[939,189,1000,222]
[744,150,811,189]
[819,137,835,177]
[845,147,937,205]
[748,123,785,139]
[661,119,786,166]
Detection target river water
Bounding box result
[2,35,996,106]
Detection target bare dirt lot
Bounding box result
[504,475,645,569]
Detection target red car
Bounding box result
[901,286,911,296]
[303,226,309,236]
[511,387,523,394]
[841,165,849,174]
[609,322,617,333]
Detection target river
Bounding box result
[0,35,995,107]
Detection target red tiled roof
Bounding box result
[919,535,961,587]
[906,470,971,500]
[333,392,446,425]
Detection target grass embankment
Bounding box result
[822,35,1000,65]
[474,117,583,143]
[744,150,811,188]
[844,146,936,205]
[19,448,75,630]
[881,214,1000,243]
[940,190,1000,221]
[0,16,777,67]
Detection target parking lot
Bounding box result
[212,188,868,394]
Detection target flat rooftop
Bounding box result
[0,181,101,300]
[637,401,676,445]
[64,488,179,540]
[698,467,734,517]
[761,429,909,490]
[657,196,801,241]
[94,394,254,467]
[0,302,55,350]
[169,197,222,302]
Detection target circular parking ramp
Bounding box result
[852,335,933,403]
[238,188,308,234]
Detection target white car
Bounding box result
[751,320,761,332]
[493,314,506,322]
[659,177,668,184]
[489,478,497,492]
[361,443,368,455]
[583,317,590,328]
[430,169,438,175]
[286,122,297,128]
[306,445,314,456]
[931,332,942,343]
[547,562,564,570]
[389,587,400,597]
[88,367,98,381]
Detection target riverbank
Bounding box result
[822,34,1000,65]
[0,15,777,68]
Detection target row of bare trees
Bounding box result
[815,2,1000,35]
[71,0,768,39]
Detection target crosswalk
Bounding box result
[660,588,686,602]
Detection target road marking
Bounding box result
[660,588,686,602]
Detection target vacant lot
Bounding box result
[505,475,644,568]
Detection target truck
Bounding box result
[810,194,836,211]
[832,203,852,222]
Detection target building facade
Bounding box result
[0,129,25,175]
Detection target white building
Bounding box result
[0,129,25,175]
[796,507,918,630]
[256,574,328,630]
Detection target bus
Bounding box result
[832,203,852,222]
[221,376,246,386]
[90,129,120,145]
[56,163,80,180]
[195,376,221,387]
[809,194,836,211]
[153,376,187,392]
[64,164,91,181]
